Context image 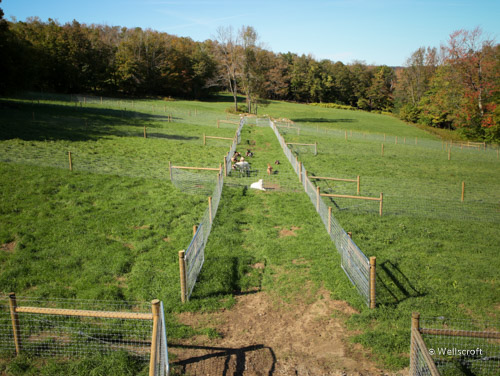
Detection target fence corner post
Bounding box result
[8,292,22,355]
[369,257,376,309]
[178,251,187,303]
[411,312,420,331]
[149,299,161,376]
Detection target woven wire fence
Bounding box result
[314,175,500,223]
[182,118,246,301]
[0,295,169,375]
[295,121,499,159]
[278,121,500,223]
[410,327,441,376]
[269,119,373,307]
[19,92,243,131]
[417,317,500,376]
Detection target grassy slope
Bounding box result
[263,101,500,368]
[0,94,498,373]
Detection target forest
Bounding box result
[0,7,498,141]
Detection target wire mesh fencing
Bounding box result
[410,327,441,376]
[410,313,500,376]
[269,119,374,307]
[180,118,246,302]
[419,316,500,376]
[294,121,499,159]
[0,294,169,375]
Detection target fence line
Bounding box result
[410,313,500,376]
[1,293,169,375]
[179,117,246,302]
[269,119,375,308]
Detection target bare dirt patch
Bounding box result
[276,226,301,238]
[1,241,16,253]
[171,290,405,375]
[133,225,151,230]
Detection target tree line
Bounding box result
[0,9,498,141]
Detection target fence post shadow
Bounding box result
[376,260,425,306]
[169,343,276,376]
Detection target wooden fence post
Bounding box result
[168,161,173,181]
[193,225,198,236]
[395,136,398,145]
[9,293,22,355]
[68,151,73,171]
[370,257,376,309]
[357,176,360,195]
[178,251,187,303]
[347,232,352,238]
[144,126,147,138]
[412,312,420,331]
[379,193,384,216]
[448,148,451,160]
[203,133,206,145]
[315,142,318,156]
[223,156,227,177]
[461,181,465,202]
[345,130,347,140]
[381,144,384,156]
[149,299,161,376]
[217,120,220,129]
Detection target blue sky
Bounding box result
[3,0,499,66]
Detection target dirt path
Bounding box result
[169,289,407,376]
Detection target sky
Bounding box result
[3,0,499,66]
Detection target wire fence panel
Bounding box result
[270,120,372,307]
[183,118,246,301]
[410,328,441,376]
[171,168,218,196]
[419,317,500,376]
[0,296,169,375]
[156,301,169,376]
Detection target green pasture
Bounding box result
[0,94,498,374]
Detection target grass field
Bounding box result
[0,93,498,374]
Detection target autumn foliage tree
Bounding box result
[396,27,499,141]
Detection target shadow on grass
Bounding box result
[170,344,276,376]
[376,260,425,307]
[0,99,185,142]
[293,117,357,123]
